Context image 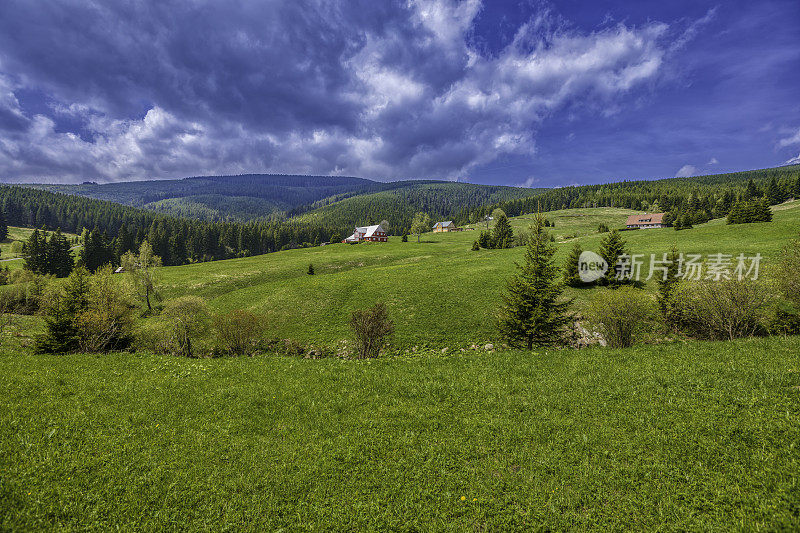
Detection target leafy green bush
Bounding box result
[674,279,769,340]
[212,309,267,356]
[588,287,655,348]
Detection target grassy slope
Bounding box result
[1,337,798,530]
[158,201,800,348]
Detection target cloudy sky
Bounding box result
[0,0,798,186]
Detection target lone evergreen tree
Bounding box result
[598,229,628,287]
[498,212,572,349]
[307,263,315,275]
[656,245,681,329]
[562,242,583,287]
[492,214,514,248]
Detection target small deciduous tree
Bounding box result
[350,302,394,358]
[410,212,431,243]
[121,241,162,313]
[498,212,572,349]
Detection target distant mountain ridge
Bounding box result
[28,174,545,225]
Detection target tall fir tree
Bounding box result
[114,223,135,260]
[46,229,74,278]
[766,177,783,205]
[0,207,8,241]
[656,245,681,329]
[79,229,115,272]
[562,242,584,287]
[598,229,629,287]
[22,228,47,274]
[744,178,761,201]
[498,212,572,349]
[492,214,514,248]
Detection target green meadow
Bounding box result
[1,337,798,530]
[156,201,800,348]
[3,203,800,530]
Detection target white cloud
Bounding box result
[707,157,718,165]
[0,1,683,182]
[786,153,800,166]
[675,164,699,177]
[778,127,800,148]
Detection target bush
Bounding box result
[350,302,394,358]
[588,287,655,348]
[162,296,210,357]
[597,223,609,233]
[213,309,266,356]
[771,238,800,334]
[471,240,480,251]
[674,279,769,340]
[73,266,135,352]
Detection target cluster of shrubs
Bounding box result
[583,238,800,348]
[0,260,397,359]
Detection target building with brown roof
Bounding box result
[625,213,666,229]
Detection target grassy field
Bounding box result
[1,336,798,530]
[156,201,800,348]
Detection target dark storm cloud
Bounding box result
[0,0,697,182]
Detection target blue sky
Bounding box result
[0,0,798,186]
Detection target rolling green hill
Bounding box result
[155,200,800,348]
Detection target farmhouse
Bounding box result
[344,224,388,243]
[626,213,666,229]
[432,220,461,232]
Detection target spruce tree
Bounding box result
[766,177,783,205]
[0,208,8,241]
[656,245,681,329]
[498,212,572,349]
[744,179,760,201]
[307,263,315,275]
[46,229,74,278]
[22,229,47,274]
[80,229,114,272]
[492,214,514,248]
[598,229,629,287]
[563,242,583,287]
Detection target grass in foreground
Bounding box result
[1,337,798,530]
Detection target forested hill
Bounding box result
[27,173,546,225]
[30,174,378,220]
[294,182,546,232]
